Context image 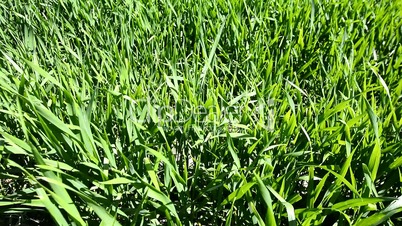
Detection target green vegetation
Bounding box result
[1,0,402,225]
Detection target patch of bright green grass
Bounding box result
[0,0,402,225]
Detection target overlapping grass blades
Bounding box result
[1,0,402,225]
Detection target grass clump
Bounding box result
[1,0,402,225]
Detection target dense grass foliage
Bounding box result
[1,0,402,225]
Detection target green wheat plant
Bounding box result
[0,0,401,225]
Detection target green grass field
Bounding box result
[1,0,402,225]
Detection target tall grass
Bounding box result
[0,0,401,225]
